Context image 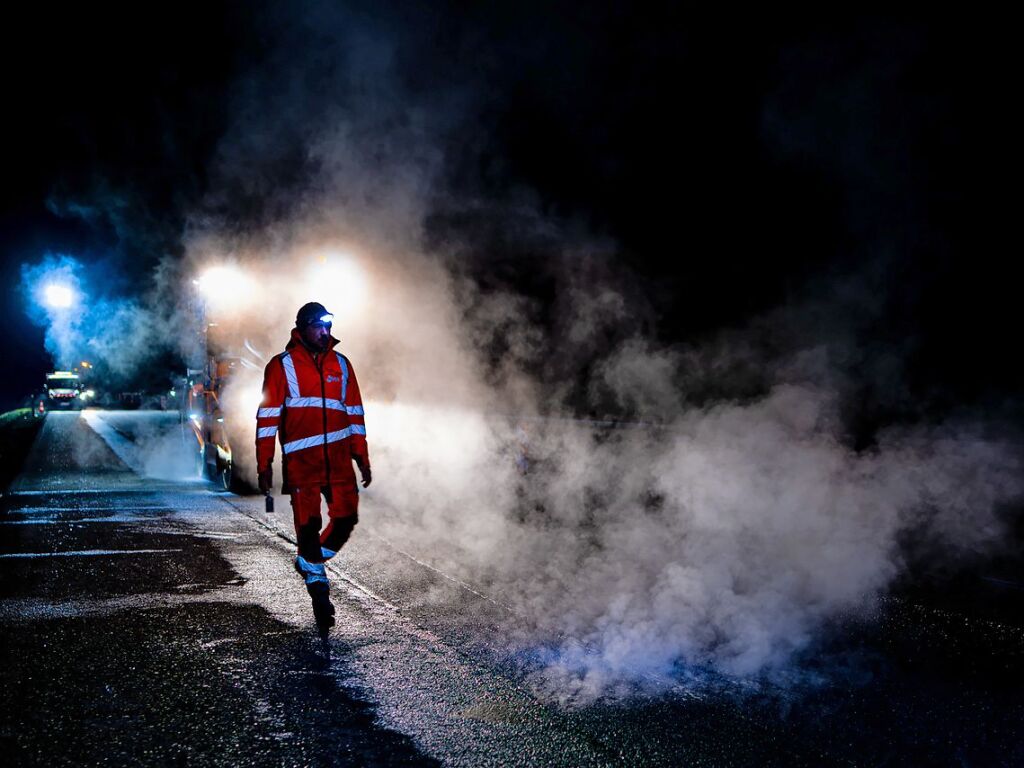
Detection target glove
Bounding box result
[357,461,372,489]
[258,468,273,494]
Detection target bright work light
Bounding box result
[195,265,257,311]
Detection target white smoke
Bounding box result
[19,252,185,391]
[182,182,1023,700]
[46,3,1024,699]
[20,254,88,370]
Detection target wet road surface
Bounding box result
[1,411,1022,765]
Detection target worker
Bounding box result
[255,301,372,635]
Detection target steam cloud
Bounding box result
[35,4,1024,699]
[19,253,191,392]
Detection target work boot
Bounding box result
[306,581,335,632]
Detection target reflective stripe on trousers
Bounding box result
[295,555,328,585]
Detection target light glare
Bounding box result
[44,283,74,308]
[196,265,256,310]
[306,254,368,316]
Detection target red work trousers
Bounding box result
[290,482,359,563]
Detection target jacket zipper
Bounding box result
[316,352,331,484]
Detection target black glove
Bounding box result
[357,461,372,489]
[258,468,273,494]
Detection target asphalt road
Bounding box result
[1,411,1022,766]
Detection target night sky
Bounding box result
[1,5,1019,425]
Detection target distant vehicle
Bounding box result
[45,371,82,409]
[44,371,98,411]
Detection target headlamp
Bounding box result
[296,302,333,329]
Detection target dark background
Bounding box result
[1,4,1019,420]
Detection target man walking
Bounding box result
[255,302,372,635]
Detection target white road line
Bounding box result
[365,530,514,612]
[155,529,244,540]
[0,519,144,526]
[0,549,182,559]
[80,410,142,472]
[5,489,185,496]
[217,495,400,611]
[1,506,166,513]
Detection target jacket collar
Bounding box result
[286,327,340,359]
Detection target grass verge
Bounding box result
[0,409,43,492]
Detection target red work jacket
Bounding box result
[256,329,369,491]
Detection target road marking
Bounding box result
[5,489,195,496]
[1,506,166,513]
[0,549,182,559]
[217,495,400,611]
[215,495,707,703]
[365,530,514,612]
[0,518,146,525]
[155,529,244,540]
[80,409,140,471]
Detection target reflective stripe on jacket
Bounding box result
[256,328,369,490]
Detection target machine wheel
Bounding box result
[217,461,233,492]
[201,445,218,483]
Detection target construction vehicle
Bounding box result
[179,312,266,491]
[182,356,238,490]
[179,258,363,491]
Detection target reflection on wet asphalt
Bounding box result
[1,411,1022,766]
[1,413,438,766]
[1,604,435,766]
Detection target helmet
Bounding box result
[296,302,334,329]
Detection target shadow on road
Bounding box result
[0,603,439,766]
